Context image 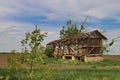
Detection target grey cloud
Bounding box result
[0,0,120,21]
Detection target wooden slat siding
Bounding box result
[77,39,80,55]
[47,30,107,58]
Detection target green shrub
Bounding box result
[45,47,53,57]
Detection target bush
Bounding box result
[45,47,53,57]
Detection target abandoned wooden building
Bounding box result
[46,30,107,62]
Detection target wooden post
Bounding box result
[86,38,89,55]
[68,39,71,54]
[72,56,76,60]
[77,39,79,55]
[62,45,65,56]
[62,56,65,59]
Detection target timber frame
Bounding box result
[46,30,107,61]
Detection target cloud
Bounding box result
[105,29,120,40]
[0,0,120,21]
[0,21,61,52]
[0,21,34,52]
[36,0,120,21]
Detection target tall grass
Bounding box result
[0,68,120,80]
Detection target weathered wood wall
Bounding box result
[46,30,107,61]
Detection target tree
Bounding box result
[45,47,54,57]
[60,19,87,39]
[8,26,55,80]
[21,25,47,73]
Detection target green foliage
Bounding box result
[6,26,57,80]
[45,47,54,57]
[7,54,26,80]
[7,54,20,73]
[60,20,86,39]
[21,26,47,53]
[0,68,120,80]
[21,26,47,73]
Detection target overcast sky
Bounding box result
[0,0,120,55]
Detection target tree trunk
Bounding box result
[30,60,33,73]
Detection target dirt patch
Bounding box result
[0,54,19,68]
[40,64,120,70]
[45,64,90,70]
[103,55,120,61]
[0,54,8,68]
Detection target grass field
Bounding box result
[0,54,120,80]
[0,68,120,80]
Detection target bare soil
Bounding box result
[0,54,8,68]
[103,55,120,61]
[0,54,18,68]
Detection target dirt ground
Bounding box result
[0,54,120,69]
[103,55,120,61]
[0,54,19,68]
[0,54,8,68]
